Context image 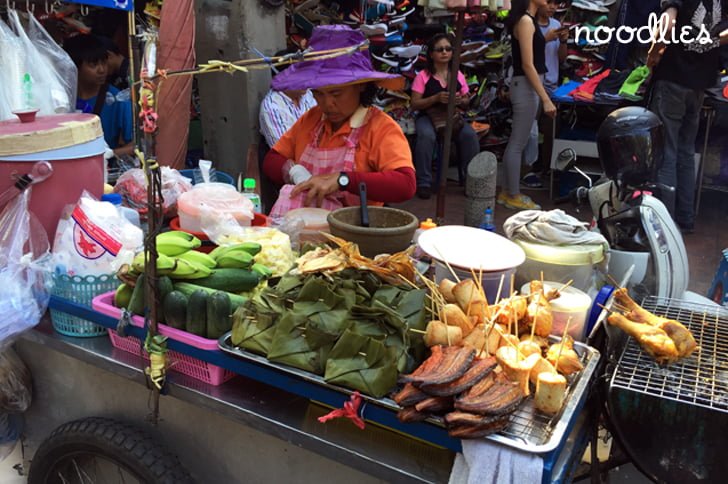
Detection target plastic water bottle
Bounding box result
[242,178,262,214]
[479,207,496,232]
[101,193,141,228]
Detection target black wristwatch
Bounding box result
[337,171,350,191]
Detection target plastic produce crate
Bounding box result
[92,291,235,386]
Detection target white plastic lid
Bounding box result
[417,225,526,272]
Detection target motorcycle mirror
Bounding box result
[554,148,577,172]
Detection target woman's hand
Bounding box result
[543,99,557,118]
[437,91,449,105]
[290,172,340,207]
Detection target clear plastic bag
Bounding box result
[0,18,26,119]
[26,12,77,113]
[8,9,70,114]
[0,348,32,413]
[201,209,297,277]
[0,190,53,349]
[113,167,193,219]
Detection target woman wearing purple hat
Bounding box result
[263,26,416,219]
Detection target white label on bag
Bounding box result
[71,205,122,258]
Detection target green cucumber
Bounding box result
[174,283,247,310]
[206,291,232,339]
[163,291,188,330]
[190,268,261,293]
[157,276,174,323]
[128,274,146,316]
[185,289,208,337]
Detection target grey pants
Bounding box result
[649,80,704,227]
[502,75,542,195]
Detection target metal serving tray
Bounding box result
[219,334,600,454]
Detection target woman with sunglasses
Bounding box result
[498,0,557,211]
[410,33,480,199]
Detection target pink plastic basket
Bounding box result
[92,291,236,386]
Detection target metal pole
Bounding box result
[435,10,466,224]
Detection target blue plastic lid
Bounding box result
[101,193,122,205]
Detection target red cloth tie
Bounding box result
[318,392,366,430]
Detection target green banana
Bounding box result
[114,283,134,309]
[251,263,273,279]
[209,242,262,260]
[170,258,213,280]
[176,250,217,269]
[131,252,177,275]
[215,250,254,269]
[156,231,202,256]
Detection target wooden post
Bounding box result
[435,10,466,223]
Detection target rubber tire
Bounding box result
[28,417,194,484]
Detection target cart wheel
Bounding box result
[28,417,194,484]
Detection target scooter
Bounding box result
[554,147,714,306]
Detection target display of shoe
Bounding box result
[575,59,605,77]
[572,0,610,13]
[484,41,510,59]
[500,193,542,211]
[389,44,423,58]
[521,172,544,189]
[361,23,388,36]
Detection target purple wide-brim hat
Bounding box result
[271,25,404,92]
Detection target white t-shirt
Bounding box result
[539,17,561,90]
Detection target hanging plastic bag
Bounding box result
[0,189,53,348]
[26,13,77,113]
[0,18,27,119]
[7,9,69,115]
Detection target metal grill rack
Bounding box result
[611,297,728,414]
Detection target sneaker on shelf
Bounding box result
[389,44,422,58]
[521,172,544,189]
[572,0,610,13]
[575,59,605,77]
[361,23,388,36]
[501,193,542,211]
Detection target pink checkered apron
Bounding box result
[269,115,366,219]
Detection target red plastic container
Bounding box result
[0,112,105,244]
[92,291,236,386]
[169,213,269,253]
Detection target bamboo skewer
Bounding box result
[433,245,460,283]
[530,297,540,341]
[554,317,573,374]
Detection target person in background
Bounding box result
[263,25,416,219]
[410,33,480,200]
[521,0,568,188]
[96,35,129,90]
[64,35,134,157]
[498,0,556,211]
[259,50,317,149]
[647,0,728,234]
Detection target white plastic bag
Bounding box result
[52,191,144,276]
[0,18,26,118]
[26,13,77,113]
[0,189,53,348]
[8,10,69,115]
